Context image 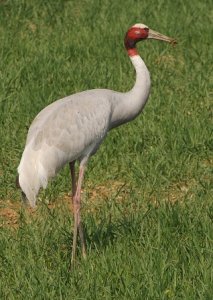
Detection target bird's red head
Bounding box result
[124,23,176,57]
[124,24,149,56]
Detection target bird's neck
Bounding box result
[129,54,151,100]
[110,53,151,129]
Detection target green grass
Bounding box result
[0,0,212,298]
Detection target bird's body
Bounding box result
[18,23,175,265]
[18,56,150,207]
[18,89,113,206]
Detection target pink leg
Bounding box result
[71,161,87,265]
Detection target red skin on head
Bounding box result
[124,27,149,56]
[127,48,138,56]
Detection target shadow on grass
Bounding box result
[79,207,152,252]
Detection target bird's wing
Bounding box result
[25,90,112,175]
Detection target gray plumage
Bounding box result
[18,56,151,207]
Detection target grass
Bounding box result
[0,0,212,298]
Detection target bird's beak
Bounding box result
[148,29,177,45]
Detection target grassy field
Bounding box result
[0,0,212,298]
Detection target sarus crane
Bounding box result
[18,23,176,264]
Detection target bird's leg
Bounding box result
[70,160,86,258]
[69,161,76,201]
[71,162,87,265]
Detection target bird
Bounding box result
[17,23,176,265]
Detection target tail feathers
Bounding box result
[18,168,40,208]
[17,147,48,207]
